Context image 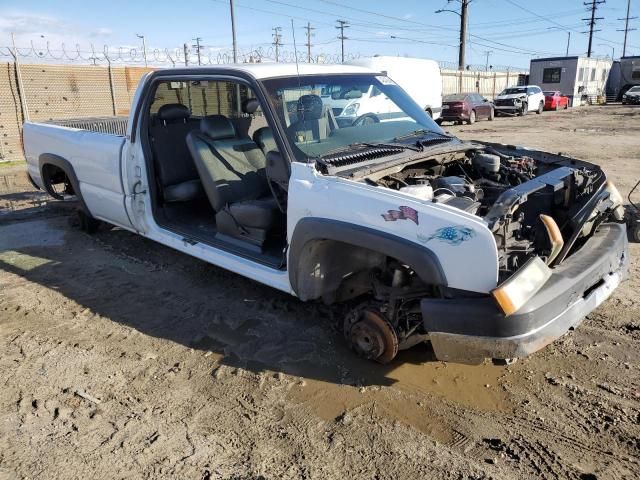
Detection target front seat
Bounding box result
[287,94,331,142]
[186,115,281,248]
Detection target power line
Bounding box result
[336,20,349,63]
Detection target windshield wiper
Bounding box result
[394,129,456,141]
[356,141,423,152]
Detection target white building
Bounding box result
[529,56,612,106]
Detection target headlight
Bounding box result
[342,102,360,116]
[605,180,625,221]
[491,256,552,316]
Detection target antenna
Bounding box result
[291,19,301,82]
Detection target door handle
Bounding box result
[132,180,147,196]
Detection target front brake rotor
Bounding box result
[344,309,398,364]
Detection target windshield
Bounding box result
[628,86,640,93]
[501,88,527,95]
[261,74,445,161]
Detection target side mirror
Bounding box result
[266,150,289,189]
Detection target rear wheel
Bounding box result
[488,107,495,121]
[564,101,568,110]
[467,109,476,125]
[536,101,544,114]
[435,118,443,125]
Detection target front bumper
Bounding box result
[421,223,629,364]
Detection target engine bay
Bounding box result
[362,145,617,279]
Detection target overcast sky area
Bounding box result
[0,0,636,68]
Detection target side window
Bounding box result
[542,68,561,83]
[578,68,585,82]
[590,69,597,81]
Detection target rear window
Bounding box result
[543,91,557,96]
[443,94,467,101]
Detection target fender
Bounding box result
[38,153,91,215]
[288,217,447,301]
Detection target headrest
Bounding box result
[201,115,236,140]
[242,98,260,114]
[157,103,190,122]
[296,94,323,121]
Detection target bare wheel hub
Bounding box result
[344,309,399,364]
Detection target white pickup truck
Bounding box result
[23,64,628,365]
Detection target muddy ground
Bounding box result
[0,105,639,480]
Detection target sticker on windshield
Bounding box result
[376,76,396,86]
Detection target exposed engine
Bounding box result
[366,146,618,280]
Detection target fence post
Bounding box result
[492,71,497,98]
[107,59,117,116]
[506,68,510,87]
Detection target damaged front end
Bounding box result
[337,142,628,364]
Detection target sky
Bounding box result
[0,0,637,68]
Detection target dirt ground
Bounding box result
[1,105,639,480]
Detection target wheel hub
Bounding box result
[344,309,399,364]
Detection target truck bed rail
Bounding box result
[46,117,129,136]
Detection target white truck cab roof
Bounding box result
[158,63,375,80]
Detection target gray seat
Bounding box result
[186,115,280,247]
[253,127,278,155]
[150,104,203,203]
[287,94,332,142]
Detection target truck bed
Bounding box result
[46,116,129,136]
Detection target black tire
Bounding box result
[564,102,568,110]
[632,224,640,243]
[519,102,528,116]
[488,107,494,121]
[536,101,544,114]
[77,210,101,234]
[467,109,476,125]
[435,118,443,125]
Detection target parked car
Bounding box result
[437,93,494,125]
[23,64,628,365]
[494,85,545,116]
[543,91,569,110]
[622,85,640,105]
[348,56,443,120]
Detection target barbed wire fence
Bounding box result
[0,40,527,72]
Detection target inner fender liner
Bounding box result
[288,217,447,301]
[38,153,91,215]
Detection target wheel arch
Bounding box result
[38,153,91,215]
[288,218,447,303]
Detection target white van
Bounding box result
[348,56,443,120]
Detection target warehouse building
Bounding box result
[529,56,612,106]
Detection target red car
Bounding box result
[543,91,569,111]
[438,93,494,125]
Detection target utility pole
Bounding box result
[192,37,203,65]
[583,0,605,58]
[229,0,238,64]
[304,22,315,63]
[272,27,282,62]
[566,31,571,56]
[617,0,637,58]
[136,34,148,67]
[435,0,469,71]
[336,20,349,63]
[183,43,189,66]
[484,50,492,71]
